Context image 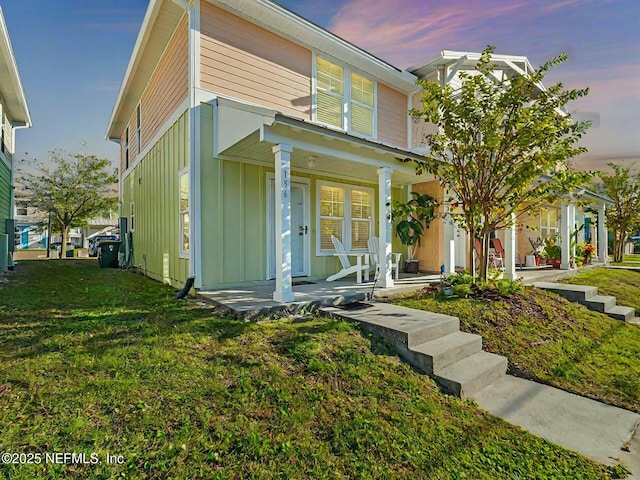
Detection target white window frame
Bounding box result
[129,201,135,233]
[540,207,558,239]
[136,104,142,154]
[316,180,375,256]
[312,53,377,140]
[178,167,190,257]
[0,104,5,155]
[124,127,130,170]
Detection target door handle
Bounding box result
[305,226,308,234]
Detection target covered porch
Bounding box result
[196,263,606,319]
[212,97,433,303]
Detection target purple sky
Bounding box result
[3,0,639,172]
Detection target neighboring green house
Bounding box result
[0,6,31,270]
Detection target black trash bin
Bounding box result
[98,240,121,268]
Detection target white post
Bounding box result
[568,202,576,267]
[560,202,570,270]
[273,144,294,303]
[597,203,607,264]
[443,216,455,275]
[504,214,517,279]
[378,167,393,288]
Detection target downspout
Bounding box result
[9,123,29,267]
[172,0,201,294]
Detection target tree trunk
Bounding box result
[479,233,491,281]
[60,228,69,260]
[614,232,626,262]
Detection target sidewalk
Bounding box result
[473,375,639,470]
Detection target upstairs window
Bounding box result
[0,106,5,154]
[315,56,376,138]
[124,127,129,170]
[136,104,141,154]
[350,72,374,136]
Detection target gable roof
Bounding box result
[0,6,31,127]
[106,0,419,141]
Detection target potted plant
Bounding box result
[391,192,438,273]
[583,243,596,265]
[543,238,562,268]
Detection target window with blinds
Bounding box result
[320,185,344,249]
[318,183,374,253]
[350,73,374,136]
[351,189,372,249]
[540,208,558,239]
[315,57,375,137]
[316,57,344,129]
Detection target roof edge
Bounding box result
[0,6,31,127]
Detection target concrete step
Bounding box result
[583,295,617,313]
[322,303,459,348]
[628,317,640,325]
[534,282,598,302]
[408,332,483,374]
[434,351,508,399]
[606,305,636,322]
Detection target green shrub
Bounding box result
[446,272,474,285]
[452,284,472,297]
[494,278,524,296]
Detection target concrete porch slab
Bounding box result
[196,273,441,319]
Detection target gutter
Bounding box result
[172,0,202,290]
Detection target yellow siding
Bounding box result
[377,84,408,148]
[121,110,190,287]
[200,2,312,118]
[121,17,189,173]
[412,181,446,272]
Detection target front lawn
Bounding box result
[393,284,640,412]
[0,261,623,479]
[562,267,640,314]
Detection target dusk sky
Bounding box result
[2,0,639,172]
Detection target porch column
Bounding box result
[272,144,294,303]
[504,214,517,280]
[377,167,394,288]
[568,202,577,266]
[597,203,607,264]
[443,216,455,275]
[560,202,571,270]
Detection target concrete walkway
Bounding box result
[324,300,640,474]
[473,375,640,469]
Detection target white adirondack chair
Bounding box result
[367,236,402,279]
[326,235,370,283]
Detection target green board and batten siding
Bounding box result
[122,110,189,287]
[0,161,10,236]
[198,103,406,290]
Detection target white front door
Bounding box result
[267,178,310,279]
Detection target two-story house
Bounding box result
[107,0,609,301]
[0,7,31,271]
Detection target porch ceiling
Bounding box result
[216,101,434,187]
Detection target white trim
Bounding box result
[178,167,190,258]
[266,173,310,279]
[0,7,31,127]
[313,54,377,141]
[315,179,375,257]
[120,98,189,183]
[129,201,135,233]
[272,143,294,303]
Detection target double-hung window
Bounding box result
[179,169,190,255]
[540,208,558,239]
[318,182,373,254]
[315,56,375,138]
[136,104,141,154]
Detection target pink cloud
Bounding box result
[327,0,532,68]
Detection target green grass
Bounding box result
[393,286,640,412]
[611,253,640,267]
[562,267,640,314]
[0,261,626,479]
